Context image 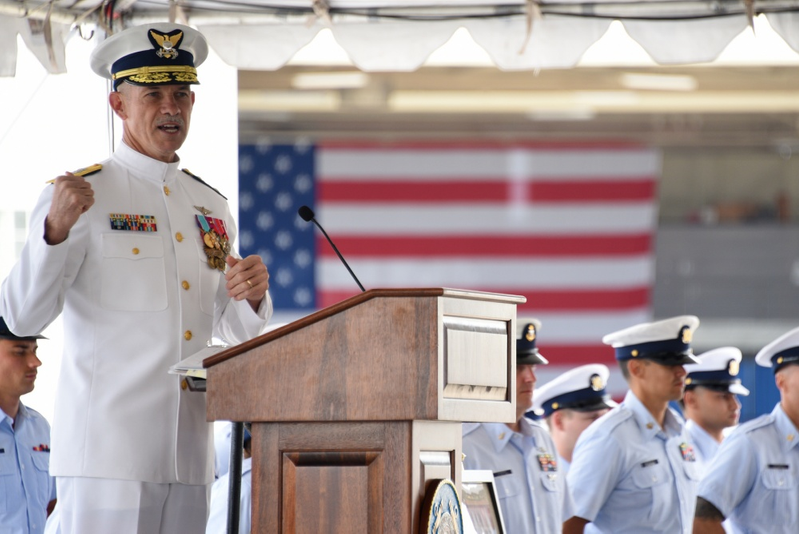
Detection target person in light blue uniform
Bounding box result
[694,326,799,533]
[564,315,701,534]
[463,320,574,534]
[206,424,252,534]
[0,317,56,534]
[532,364,616,475]
[682,346,749,475]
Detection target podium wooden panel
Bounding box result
[205,288,524,533]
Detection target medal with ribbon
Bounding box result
[195,207,231,272]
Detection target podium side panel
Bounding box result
[437,298,517,423]
[207,297,440,422]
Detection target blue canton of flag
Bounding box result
[238,141,316,311]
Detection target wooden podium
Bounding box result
[204,288,524,533]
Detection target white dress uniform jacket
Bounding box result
[698,403,799,533]
[0,142,272,485]
[567,390,699,534]
[462,419,574,534]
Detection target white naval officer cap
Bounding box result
[755,325,799,373]
[532,364,617,418]
[91,23,208,90]
[602,315,700,366]
[683,347,749,396]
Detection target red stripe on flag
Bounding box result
[512,287,650,310]
[536,344,617,366]
[317,287,649,311]
[318,179,656,203]
[317,234,652,257]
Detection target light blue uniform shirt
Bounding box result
[0,404,56,534]
[698,403,799,534]
[462,418,574,534]
[685,419,720,476]
[567,390,699,534]
[205,457,252,534]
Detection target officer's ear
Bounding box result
[109,90,127,120]
[682,388,697,410]
[551,410,566,431]
[628,358,648,379]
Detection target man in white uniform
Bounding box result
[0,23,272,534]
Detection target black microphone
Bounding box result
[298,205,365,292]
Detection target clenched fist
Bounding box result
[44,172,95,245]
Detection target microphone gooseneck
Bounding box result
[298,205,366,293]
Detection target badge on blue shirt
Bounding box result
[537,453,558,472]
[679,442,696,462]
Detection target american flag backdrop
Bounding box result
[238,140,661,397]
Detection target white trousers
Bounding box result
[57,477,210,534]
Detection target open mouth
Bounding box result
[158,124,181,133]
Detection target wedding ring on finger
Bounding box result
[246,279,253,289]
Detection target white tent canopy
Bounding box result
[4,0,799,75]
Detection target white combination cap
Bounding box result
[602,315,700,366]
[91,23,208,89]
[532,364,617,418]
[755,325,799,372]
[684,347,749,396]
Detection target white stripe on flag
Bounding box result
[319,149,661,179]
[318,204,657,235]
[318,257,654,289]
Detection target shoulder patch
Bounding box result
[181,168,228,200]
[46,163,103,184]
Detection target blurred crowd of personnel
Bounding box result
[463,316,799,534]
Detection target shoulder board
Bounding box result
[462,422,482,436]
[737,413,774,434]
[46,163,103,184]
[182,169,227,200]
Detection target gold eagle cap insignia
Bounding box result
[681,327,693,344]
[525,324,536,342]
[590,374,604,391]
[150,30,183,59]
